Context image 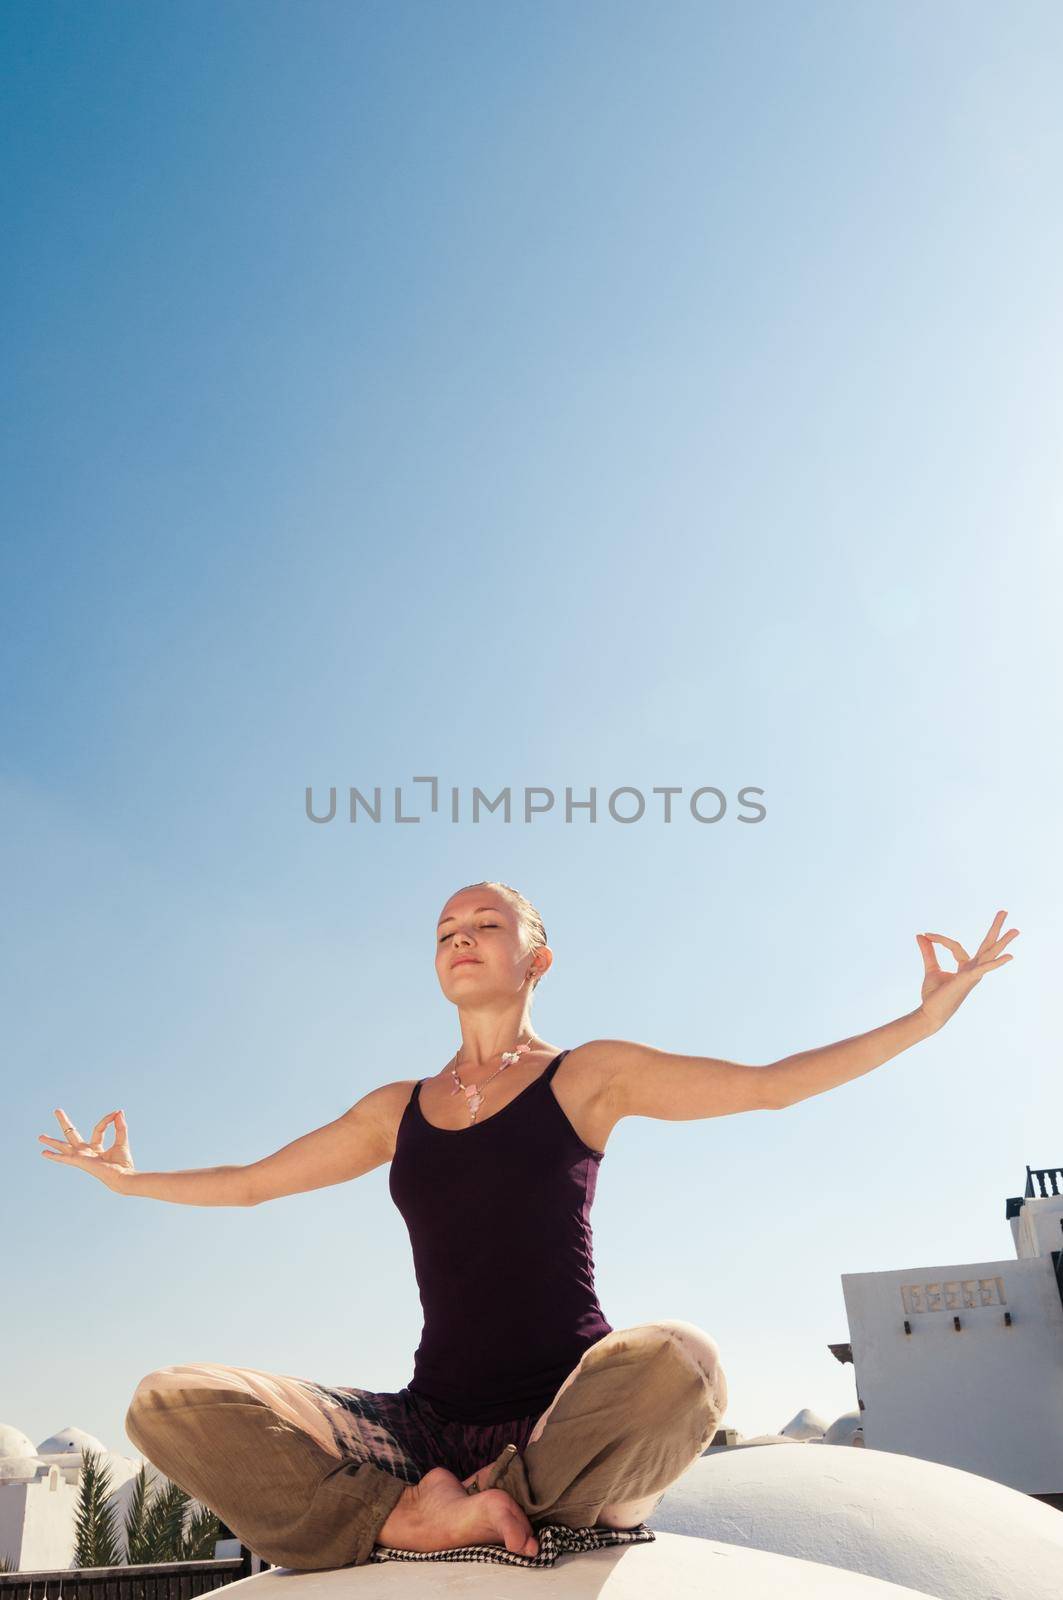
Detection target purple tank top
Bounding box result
[388,1048,614,1424]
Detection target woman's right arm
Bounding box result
[39,1085,407,1207]
[115,1164,259,1206]
[240,1084,403,1205]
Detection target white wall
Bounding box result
[842,1255,1063,1494]
[0,1479,30,1569]
[15,1471,83,1573]
[1014,1194,1063,1260]
[1,1455,150,1572]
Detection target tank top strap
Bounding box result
[543,1048,571,1084]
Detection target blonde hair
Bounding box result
[450,880,548,988]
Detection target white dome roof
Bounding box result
[0,1457,48,1481]
[823,1410,864,1446]
[240,1529,937,1595]
[649,1441,1063,1600]
[0,1424,37,1460]
[709,1433,805,1449]
[780,1407,828,1439]
[37,1426,108,1458]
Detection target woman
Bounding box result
[39,884,1018,1569]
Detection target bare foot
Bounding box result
[376,1466,539,1558]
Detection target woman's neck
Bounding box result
[452,1011,543,1070]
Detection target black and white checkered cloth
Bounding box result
[369,1522,656,1568]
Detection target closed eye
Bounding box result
[439,924,498,943]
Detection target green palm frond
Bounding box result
[123,1462,160,1565]
[140,1475,190,1563]
[70,1447,222,1569]
[73,1448,123,1569]
[180,1501,221,1560]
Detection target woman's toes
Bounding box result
[477,1488,537,1555]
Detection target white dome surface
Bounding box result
[0,1424,37,1460]
[647,1442,1063,1600]
[708,1432,804,1449]
[823,1409,865,1446]
[36,1425,108,1458]
[780,1407,828,1438]
[0,1456,47,1481]
[219,1530,936,1597]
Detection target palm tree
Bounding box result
[73,1448,123,1568]
[75,1448,220,1568]
[124,1466,220,1562]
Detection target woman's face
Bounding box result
[435,890,528,1001]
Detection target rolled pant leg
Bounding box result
[124,1363,411,1570]
[479,1320,727,1530]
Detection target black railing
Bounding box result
[1025,1166,1063,1199]
[0,1557,253,1600]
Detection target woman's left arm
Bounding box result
[603,910,1019,1120]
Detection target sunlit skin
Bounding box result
[37,886,554,1559]
[37,901,1019,1557]
[433,887,555,1069]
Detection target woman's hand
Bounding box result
[916,910,1019,1033]
[38,1107,135,1191]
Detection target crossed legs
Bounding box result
[481,1319,728,1531]
[124,1363,412,1570]
[123,1319,727,1569]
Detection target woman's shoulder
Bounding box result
[561,1039,622,1082]
[554,1041,628,1110]
[560,1040,668,1117]
[553,1042,629,1152]
[349,1077,422,1157]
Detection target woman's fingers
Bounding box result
[89,1111,121,1147]
[973,912,1006,957]
[926,918,1020,974]
[50,1109,124,1150]
[40,1136,90,1157]
[924,934,971,965]
[41,1110,130,1167]
[54,1109,85,1145]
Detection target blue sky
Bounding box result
[2,0,1060,1458]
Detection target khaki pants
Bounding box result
[124,1319,726,1570]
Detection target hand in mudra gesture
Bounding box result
[38,1107,135,1189]
[917,910,1019,1033]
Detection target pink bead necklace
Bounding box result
[448,1039,534,1122]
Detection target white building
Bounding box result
[839,1162,1063,1507]
[1,1423,149,1572]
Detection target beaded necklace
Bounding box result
[447,1039,535,1122]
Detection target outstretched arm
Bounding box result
[38,1084,403,1205]
[602,910,1019,1120]
[763,909,1019,1110]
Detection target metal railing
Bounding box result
[1025,1166,1063,1199]
[0,1556,253,1600]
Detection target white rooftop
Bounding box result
[215,1440,1062,1600]
[221,1530,937,1597]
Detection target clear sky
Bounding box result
[2,0,1060,1460]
